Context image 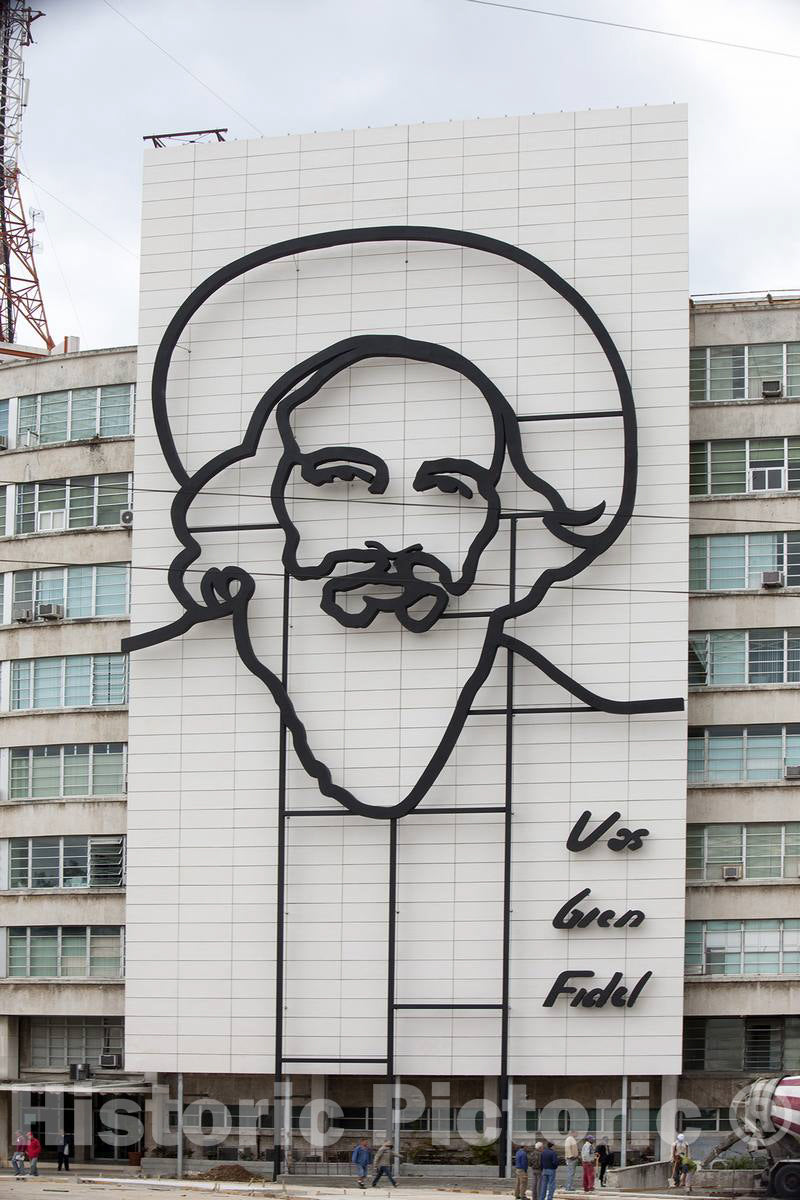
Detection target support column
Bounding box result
[74,1095,92,1163]
[0,1016,19,1162]
[505,1077,514,1180]
[483,1077,503,1174]
[310,1075,326,1161]
[176,1073,184,1179]
[659,1076,679,1162]
[619,1076,629,1168]
[392,1077,401,1181]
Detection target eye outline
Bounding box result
[413,457,489,502]
[299,446,389,495]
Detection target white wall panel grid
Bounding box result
[127,106,688,1075]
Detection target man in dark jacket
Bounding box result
[514,1144,529,1197]
[57,1131,71,1172]
[540,1142,559,1200]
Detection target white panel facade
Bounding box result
[126,106,689,1077]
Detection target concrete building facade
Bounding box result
[682,296,800,1149]
[124,105,690,1172]
[0,345,137,1162]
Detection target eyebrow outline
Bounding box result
[296,446,389,494]
[415,457,492,501]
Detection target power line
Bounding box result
[21,158,85,340]
[1,473,799,529]
[100,0,264,137]
[0,544,791,602]
[18,171,138,259]
[462,0,800,62]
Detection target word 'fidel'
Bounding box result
[543,810,652,1008]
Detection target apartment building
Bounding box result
[683,295,800,1152]
[0,344,138,1163]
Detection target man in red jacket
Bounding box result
[26,1132,41,1177]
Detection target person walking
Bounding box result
[581,1135,595,1192]
[594,1142,610,1188]
[372,1140,397,1188]
[514,1143,529,1198]
[352,1138,372,1189]
[57,1131,71,1172]
[530,1140,544,1200]
[564,1132,579,1192]
[540,1141,559,1200]
[25,1133,41,1178]
[11,1146,26,1178]
[671,1133,689,1188]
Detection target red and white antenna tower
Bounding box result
[0,1,52,355]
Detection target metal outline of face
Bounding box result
[271,336,506,633]
[123,225,675,822]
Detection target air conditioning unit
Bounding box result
[12,604,33,622]
[762,379,783,398]
[762,571,785,589]
[120,509,133,528]
[0,435,7,451]
[37,603,64,621]
[722,864,742,881]
[36,509,66,533]
[99,1052,122,1070]
[68,1062,92,1082]
[785,765,800,781]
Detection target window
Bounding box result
[0,486,6,536]
[7,926,124,978]
[9,836,125,889]
[689,630,800,687]
[685,919,800,976]
[691,343,800,403]
[10,655,128,710]
[14,474,132,534]
[683,1016,800,1073]
[10,563,129,621]
[687,823,800,881]
[29,1016,123,1069]
[688,726,800,785]
[9,743,126,800]
[0,398,8,441]
[690,532,800,592]
[690,438,800,496]
[17,385,134,445]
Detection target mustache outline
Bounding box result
[320,541,451,633]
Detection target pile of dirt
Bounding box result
[196,1162,259,1182]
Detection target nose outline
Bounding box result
[365,539,423,565]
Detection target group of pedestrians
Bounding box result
[9,1129,71,1178]
[514,1134,611,1198]
[10,1130,42,1179]
[351,1138,397,1188]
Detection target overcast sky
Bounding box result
[18,0,800,350]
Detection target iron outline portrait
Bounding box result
[122,225,685,822]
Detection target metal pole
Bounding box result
[176,1072,184,1179]
[499,517,517,1178]
[506,1077,514,1181]
[620,1075,628,1169]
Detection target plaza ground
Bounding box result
[0,1171,737,1200]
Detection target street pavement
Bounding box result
[0,1174,733,1200]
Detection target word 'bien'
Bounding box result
[551,887,645,930]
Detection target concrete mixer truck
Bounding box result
[703,1076,800,1197]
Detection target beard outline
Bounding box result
[123,225,662,822]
